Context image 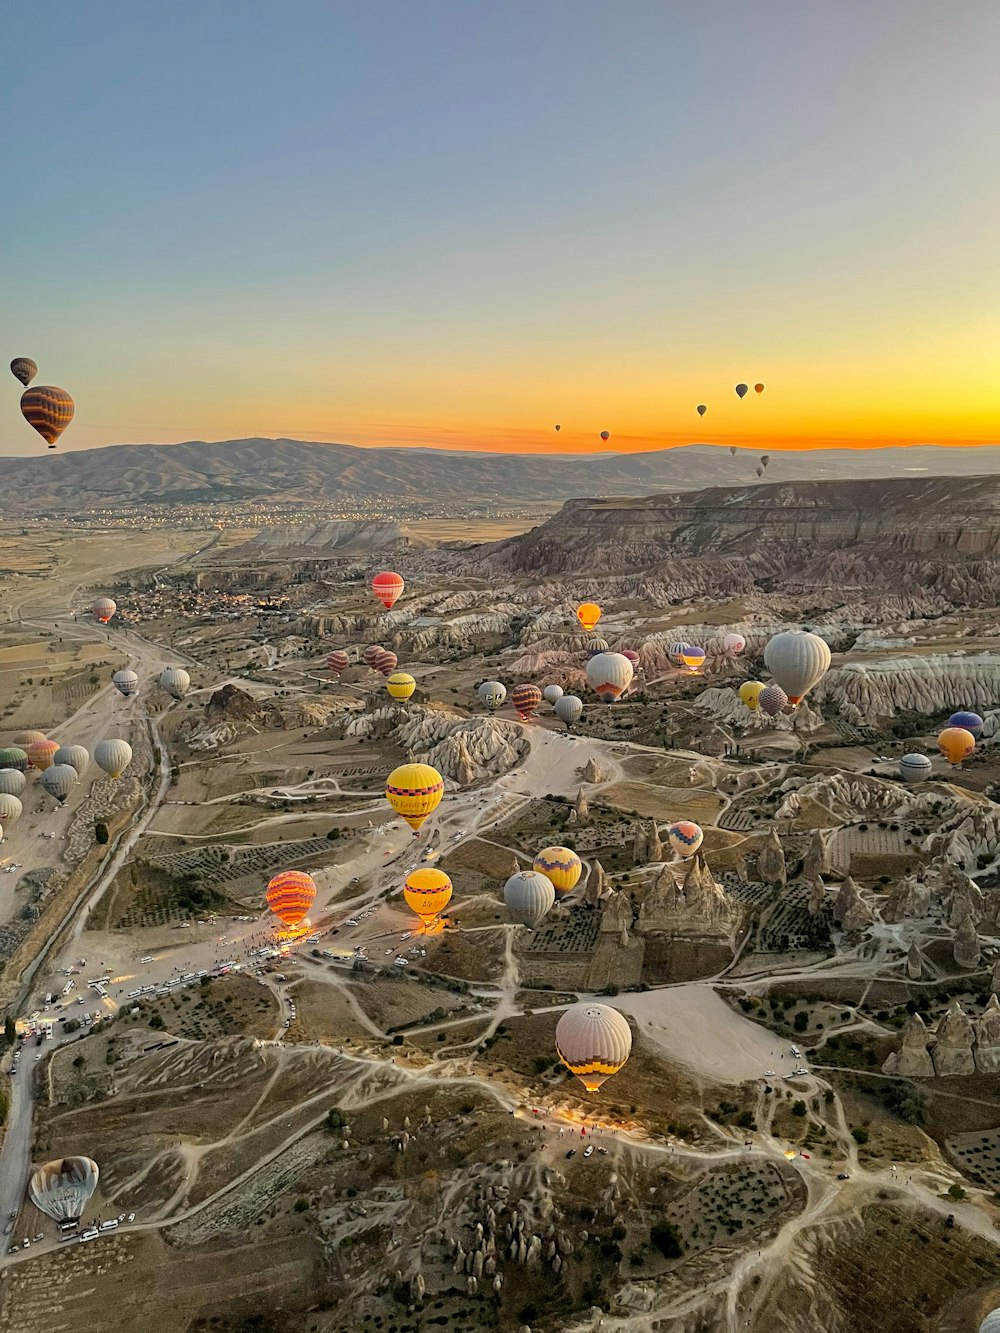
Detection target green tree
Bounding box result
[4,1016,15,1046]
[650,1221,683,1259]
[325,1107,346,1132]
[94,822,110,845]
[148,1011,165,1031]
[791,1100,807,1117]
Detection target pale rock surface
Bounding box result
[953,915,981,970]
[882,1012,934,1077]
[757,829,786,886]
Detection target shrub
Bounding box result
[791,1100,807,1117]
[294,1198,309,1212]
[650,1221,683,1259]
[94,822,110,845]
[851,1127,869,1144]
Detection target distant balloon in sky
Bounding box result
[372,571,404,610]
[10,357,37,387]
[554,424,561,431]
[755,467,763,478]
[696,404,707,417]
[754,383,765,394]
[760,454,770,468]
[600,430,610,441]
[21,386,74,448]
[729,446,738,456]
[735,383,749,399]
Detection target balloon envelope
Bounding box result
[372,571,404,610]
[29,1157,99,1223]
[386,671,415,700]
[576,602,602,632]
[266,870,316,928]
[735,383,749,399]
[403,867,452,928]
[503,869,555,928]
[92,598,116,623]
[363,644,384,667]
[10,357,37,387]
[386,762,444,832]
[763,631,831,704]
[758,683,788,716]
[555,1003,632,1092]
[478,681,506,710]
[512,684,543,720]
[667,821,703,858]
[53,744,88,776]
[112,669,139,697]
[0,793,22,823]
[680,646,706,672]
[41,764,77,804]
[0,768,26,794]
[94,738,132,779]
[373,649,398,677]
[600,430,610,441]
[754,383,765,394]
[554,695,583,727]
[26,739,59,771]
[532,846,582,896]
[159,667,190,699]
[724,633,746,655]
[948,710,984,739]
[738,681,765,711]
[543,684,564,704]
[585,652,634,703]
[0,748,29,775]
[327,650,349,675]
[696,404,707,416]
[21,386,74,447]
[899,753,933,784]
[938,727,976,765]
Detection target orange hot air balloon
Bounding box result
[576,602,602,632]
[20,386,74,449]
[372,571,404,610]
[26,739,59,771]
[938,727,976,766]
[265,870,317,928]
[403,867,453,930]
[754,383,765,394]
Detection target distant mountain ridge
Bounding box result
[2,437,999,513]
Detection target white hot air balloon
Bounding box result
[763,631,831,705]
[0,769,26,797]
[478,681,507,710]
[979,1310,1000,1333]
[94,739,132,780]
[899,753,933,784]
[543,684,564,704]
[41,764,78,805]
[112,669,139,698]
[503,869,555,928]
[555,1003,633,1092]
[0,793,23,824]
[723,632,746,655]
[554,695,583,728]
[54,744,89,777]
[159,667,191,699]
[29,1157,99,1223]
[585,652,634,704]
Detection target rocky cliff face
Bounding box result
[344,706,528,784]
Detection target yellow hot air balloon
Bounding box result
[386,671,415,701]
[532,846,582,897]
[576,602,602,632]
[938,727,976,766]
[555,1003,633,1093]
[386,762,444,832]
[403,867,453,931]
[738,681,765,711]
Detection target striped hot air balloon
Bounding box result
[363,644,384,667]
[532,846,582,897]
[386,671,415,701]
[667,821,704,858]
[265,870,317,929]
[26,739,59,771]
[20,386,74,448]
[386,762,444,833]
[0,748,29,774]
[402,867,453,930]
[327,650,349,675]
[680,646,706,673]
[373,649,398,678]
[899,753,933,784]
[92,598,116,624]
[512,684,543,721]
[372,571,404,610]
[10,357,37,387]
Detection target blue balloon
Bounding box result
[948,710,984,739]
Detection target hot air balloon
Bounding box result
[532,846,582,897]
[53,744,88,776]
[586,652,634,704]
[555,695,583,728]
[159,667,190,699]
[512,684,543,721]
[372,571,404,610]
[585,637,610,659]
[10,357,37,387]
[979,1308,1000,1333]
[92,598,116,624]
[697,404,707,417]
[899,753,933,784]
[402,867,453,930]
[29,1157,99,1223]
[948,710,984,739]
[729,446,738,456]
[760,454,770,468]
[94,738,132,779]
[543,684,564,704]
[16,731,47,748]
[738,681,765,711]
[386,762,444,832]
[327,650,349,676]
[0,748,29,774]
[363,644,383,668]
[21,386,74,449]
[41,764,77,805]
[555,1002,632,1092]
[667,821,704,858]
[386,671,415,701]
[27,739,59,771]
[680,646,706,673]
[554,424,561,432]
[938,727,976,765]
[723,632,746,655]
[763,631,831,705]
[478,681,506,710]
[504,869,555,928]
[374,649,398,678]
[735,384,748,399]
[754,383,765,395]
[668,641,690,664]
[0,768,26,795]
[0,794,22,824]
[600,430,610,441]
[266,870,317,929]
[758,684,788,717]
[755,467,763,478]
[576,603,602,632]
[112,669,139,698]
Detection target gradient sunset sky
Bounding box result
[2,1,997,457]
